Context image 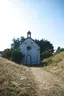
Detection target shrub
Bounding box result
[2,48,24,64]
[12,48,24,64]
[56,47,64,54]
[41,51,53,60]
[2,49,12,60]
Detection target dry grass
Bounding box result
[0,57,37,96]
[43,52,64,81]
[0,52,64,96]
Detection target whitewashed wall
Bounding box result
[20,38,40,64]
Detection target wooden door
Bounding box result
[26,55,31,64]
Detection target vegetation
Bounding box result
[2,32,54,62]
[42,52,64,81]
[56,46,64,54]
[2,48,24,64]
[12,48,24,64]
[41,51,53,60]
[11,36,54,60]
[11,37,26,50]
[35,39,54,53]
[2,49,12,60]
[12,37,54,53]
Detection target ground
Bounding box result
[31,67,64,96]
[0,56,64,96]
[0,57,38,96]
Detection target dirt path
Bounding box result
[30,67,64,96]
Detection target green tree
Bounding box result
[56,47,61,53]
[11,36,26,50]
[12,48,24,64]
[41,51,53,60]
[11,38,20,50]
[2,49,12,60]
[35,39,54,53]
[56,47,64,53]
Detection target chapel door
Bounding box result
[26,55,31,64]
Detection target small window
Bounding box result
[27,46,31,50]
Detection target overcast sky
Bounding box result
[0,0,64,51]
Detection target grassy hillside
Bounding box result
[43,52,64,81]
[0,57,37,96]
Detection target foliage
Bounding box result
[10,37,25,64]
[12,48,24,64]
[41,51,53,60]
[2,36,26,63]
[60,48,64,52]
[35,39,54,53]
[43,52,64,66]
[2,49,12,60]
[11,36,54,60]
[56,47,64,53]
[2,48,24,64]
[11,36,26,49]
[11,36,54,54]
[2,35,54,62]
[11,38,20,49]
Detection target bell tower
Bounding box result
[27,31,31,38]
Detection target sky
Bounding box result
[0,0,64,51]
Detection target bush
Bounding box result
[41,51,53,60]
[56,47,64,54]
[2,48,24,64]
[12,48,24,64]
[2,49,12,60]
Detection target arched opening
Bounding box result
[26,55,31,64]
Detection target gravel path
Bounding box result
[30,67,64,96]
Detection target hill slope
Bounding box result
[43,52,64,81]
[0,57,37,96]
[0,54,64,96]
